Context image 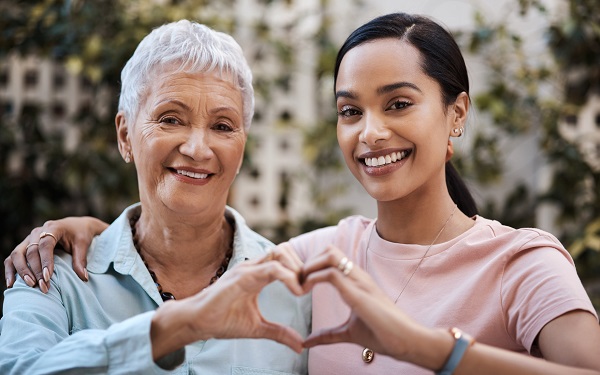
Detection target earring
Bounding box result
[125,152,131,163]
[452,127,464,137]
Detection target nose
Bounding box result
[359,112,391,145]
[179,127,215,161]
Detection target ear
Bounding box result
[115,111,131,162]
[449,92,469,136]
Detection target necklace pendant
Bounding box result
[362,347,374,363]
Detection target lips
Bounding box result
[169,167,213,185]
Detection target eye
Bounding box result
[337,105,362,118]
[159,116,182,125]
[387,100,412,111]
[213,122,234,132]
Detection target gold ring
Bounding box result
[40,231,58,242]
[337,257,349,271]
[25,243,40,251]
[342,261,354,276]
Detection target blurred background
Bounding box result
[1,0,599,316]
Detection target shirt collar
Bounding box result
[86,203,274,275]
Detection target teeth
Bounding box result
[365,151,409,167]
[176,169,208,179]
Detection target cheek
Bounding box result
[336,125,354,157]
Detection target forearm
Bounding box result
[455,342,599,375]
[407,327,600,375]
[151,299,203,361]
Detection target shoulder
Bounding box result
[225,206,275,260]
[86,203,140,273]
[285,215,373,261]
[291,215,372,244]
[468,216,569,258]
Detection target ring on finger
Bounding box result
[337,257,349,271]
[40,231,58,242]
[25,242,40,251]
[342,261,354,276]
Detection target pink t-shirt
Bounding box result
[288,215,597,375]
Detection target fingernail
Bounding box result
[38,279,49,294]
[6,279,10,288]
[24,275,35,287]
[43,267,50,282]
[84,269,89,281]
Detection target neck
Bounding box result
[375,192,467,245]
[133,206,234,298]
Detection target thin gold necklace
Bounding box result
[361,204,457,364]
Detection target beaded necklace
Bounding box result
[129,214,233,301]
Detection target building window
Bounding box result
[0,100,13,117]
[249,196,261,208]
[279,139,289,151]
[249,167,261,179]
[52,102,66,118]
[279,109,292,122]
[0,68,8,88]
[53,69,66,90]
[80,75,92,91]
[24,69,38,89]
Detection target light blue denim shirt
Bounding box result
[0,203,311,374]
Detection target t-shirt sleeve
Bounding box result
[501,232,598,353]
[286,226,339,263]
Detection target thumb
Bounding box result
[260,321,304,353]
[303,323,349,348]
[72,240,89,282]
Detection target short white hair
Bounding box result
[118,20,254,130]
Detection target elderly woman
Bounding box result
[0,20,310,374]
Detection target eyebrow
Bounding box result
[377,81,422,95]
[335,81,422,100]
[155,98,192,112]
[154,99,240,116]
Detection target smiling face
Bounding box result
[335,38,466,203]
[116,70,246,217]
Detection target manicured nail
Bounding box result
[24,275,35,287]
[43,267,50,282]
[6,279,10,288]
[84,269,89,281]
[38,279,49,294]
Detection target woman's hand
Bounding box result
[150,253,308,360]
[299,245,443,366]
[4,217,109,291]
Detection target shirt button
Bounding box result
[362,348,374,363]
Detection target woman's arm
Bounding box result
[0,252,306,374]
[0,269,168,374]
[4,217,108,289]
[301,245,600,375]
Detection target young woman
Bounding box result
[6,13,600,375]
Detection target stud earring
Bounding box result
[125,152,131,163]
[452,127,464,137]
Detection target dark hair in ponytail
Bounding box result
[334,12,478,216]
